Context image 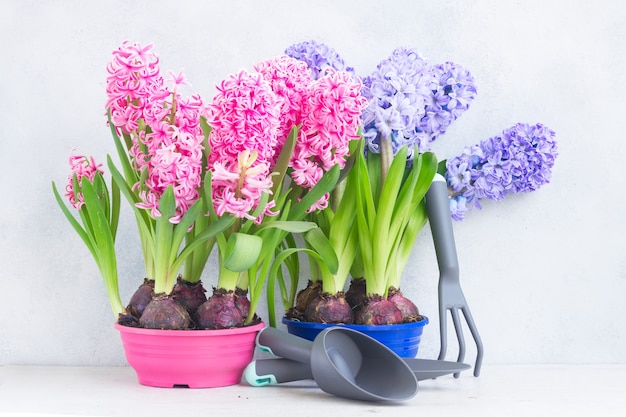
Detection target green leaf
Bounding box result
[157,186,177,219]
[356,145,377,226]
[304,227,339,275]
[336,222,359,280]
[203,171,219,221]
[176,215,236,265]
[51,181,96,259]
[411,152,438,206]
[371,147,408,284]
[80,179,115,271]
[182,180,213,283]
[109,174,120,240]
[72,174,96,239]
[271,125,297,197]
[107,111,139,187]
[199,116,212,173]
[266,246,326,326]
[223,233,263,272]
[355,151,374,281]
[388,150,427,240]
[168,199,203,265]
[392,201,429,288]
[240,192,270,235]
[288,164,340,221]
[328,166,357,250]
[281,233,300,308]
[153,187,177,293]
[79,178,125,315]
[255,220,318,234]
[314,208,333,236]
[107,155,154,232]
[337,137,361,184]
[437,159,448,176]
[365,151,382,203]
[200,116,212,144]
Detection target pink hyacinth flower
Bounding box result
[105,41,166,135]
[65,152,104,209]
[105,42,206,223]
[211,150,276,221]
[204,69,282,220]
[293,68,368,210]
[253,56,312,169]
[133,116,205,223]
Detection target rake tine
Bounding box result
[449,307,466,378]
[461,305,484,377]
[437,301,449,361]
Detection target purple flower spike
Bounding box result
[361,48,477,160]
[421,62,477,142]
[361,47,432,160]
[445,123,558,220]
[285,40,355,80]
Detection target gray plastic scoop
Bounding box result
[250,326,418,402]
[245,357,470,385]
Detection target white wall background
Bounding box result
[1,0,625,366]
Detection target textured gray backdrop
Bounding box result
[1,0,624,366]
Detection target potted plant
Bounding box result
[279,43,477,357]
[278,42,559,360]
[52,41,366,387]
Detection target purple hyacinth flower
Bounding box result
[445,123,558,220]
[285,40,356,80]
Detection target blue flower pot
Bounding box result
[282,316,428,358]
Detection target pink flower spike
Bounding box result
[253,56,312,166]
[105,40,167,134]
[204,69,281,169]
[65,151,104,209]
[289,68,367,211]
[211,149,274,221]
[167,69,189,89]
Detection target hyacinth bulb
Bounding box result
[355,296,403,325]
[117,313,138,327]
[127,279,154,319]
[138,294,192,330]
[304,292,354,324]
[172,277,207,315]
[193,289,244,330]
[234,287,251,319]
[345,278,367,313]
[294,280,322,316]
[387,287,420,322]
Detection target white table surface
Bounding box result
[0,364,624,417]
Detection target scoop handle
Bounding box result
[256,327,313,363]
[244,358,314,386]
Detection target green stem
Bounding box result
[380,134,394,191]
[217,262,241,292]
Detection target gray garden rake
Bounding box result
[425,174,483,377]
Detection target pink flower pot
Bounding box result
[115,322,264,388]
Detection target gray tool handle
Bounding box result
[256,327,314,363]
[425,174,459,279]
[425,173,484,377]
[244,358,314,386]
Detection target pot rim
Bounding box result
[282,316,428,332]
[115,321,264,336]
